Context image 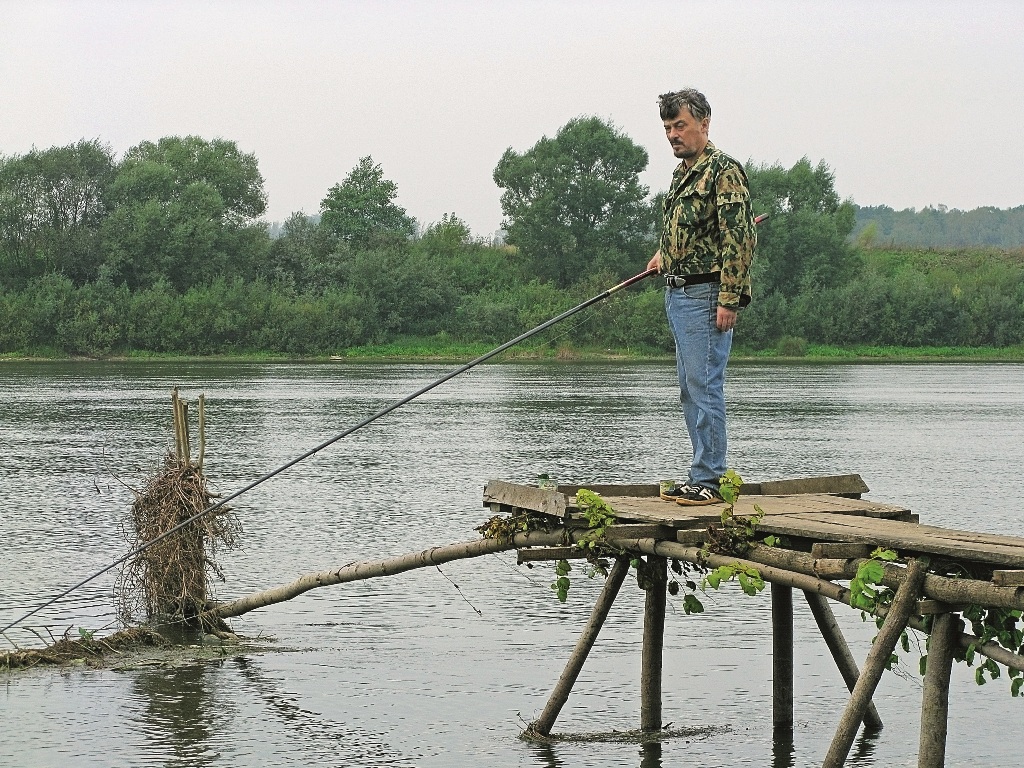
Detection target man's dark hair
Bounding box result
[658,89,711,122]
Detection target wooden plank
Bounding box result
[992,570,1024,586]
[916,599,969,615]
[811,542,873,559]
[578,496,716,528]
[755,474,869,497]
[557,483,660,498]
[483,479,566,517]
[676,529,709,546]
[757,513,1024,569]
[734,494,909,519]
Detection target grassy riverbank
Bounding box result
[4,341,1024,364]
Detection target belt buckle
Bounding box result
[665,274,687,288]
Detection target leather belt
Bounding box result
[664,272,720,288]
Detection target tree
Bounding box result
[747,157,861,296]
[99,136,268,291]
[0,139,116,287]
[493,116,654,288]
[319,157,416,249]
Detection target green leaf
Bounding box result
[858,560,885,584]
[976,667,986,685]
[900,631,910,653]
[919,654,928,676]
[872,547,899,561]
[763,535,779,547]
[683,593,705,615]
[1012,677,1023,697]
[738,572,750,593]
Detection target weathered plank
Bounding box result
[558,483,660,498]
[482,479,566,517]
[750,474,869,497]
[992,570,1024,586]
[757,513,1024,569]
[733,494,909,519]
[576,496,716,528]
[811,542,874,559]
[676,529,709,546]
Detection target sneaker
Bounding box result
[674,485,724,506]
[660,483,695,502]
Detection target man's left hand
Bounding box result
[717,306,737,332]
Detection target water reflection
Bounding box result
[131,661,227,767]
[229,656,416,767]
[771,728,795,768]
[638,740,663,768]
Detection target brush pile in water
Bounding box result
[117,391,240,634]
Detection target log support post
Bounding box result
[822,557,927,768]
[772,583,794,731]
[528,556,630,737]
[918,611,958,768]
[803,591,883,730]
[641,555,668,732]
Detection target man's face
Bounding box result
[663,109,710,162]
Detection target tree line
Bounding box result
[853,204,1024,250]
[1,122,1022,358]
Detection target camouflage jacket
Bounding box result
[660,141,756,309]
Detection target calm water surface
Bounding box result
[1,360,1022,767]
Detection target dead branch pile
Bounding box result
[117,451,240,631]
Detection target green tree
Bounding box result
[0,139,116,287]
[99,136,268,291]
[319,156,416,249]
[493,116,654,288]
[748,157,861,297]
[262,212,337,292]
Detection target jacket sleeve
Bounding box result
[715,163,756,309]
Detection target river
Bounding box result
[1,360,1022,767]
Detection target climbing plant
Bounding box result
[849,547,1024,697]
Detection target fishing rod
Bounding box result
[0,267,656,635]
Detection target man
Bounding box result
[647,88,756,506]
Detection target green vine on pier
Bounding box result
[849,547,1024,697]
[549,489,618,603]
[665,470,771,613]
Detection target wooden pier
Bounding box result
[483,475,1024,768]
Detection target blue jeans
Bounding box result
[664,283,732,490]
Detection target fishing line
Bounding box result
[1,268,657,635]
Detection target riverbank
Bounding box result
[3,342,1024,364]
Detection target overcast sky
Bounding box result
[2,0,1022,237]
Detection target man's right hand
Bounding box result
[647,250,663,272]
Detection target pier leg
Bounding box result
[822,558,927,768]
[918,611,958,768]
[641,555,667,732]
[528,557,630,737]
[773,584,794,731]
[803,591,883,730]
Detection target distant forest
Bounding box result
[1,128,1022,358]
[853,205,1024,249]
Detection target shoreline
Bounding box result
[3,343,1024,365]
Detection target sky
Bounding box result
[2,0,1022,238]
